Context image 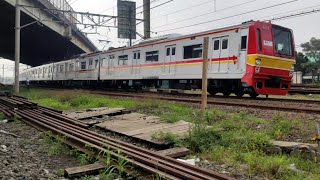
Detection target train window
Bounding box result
[241,36,247,50]
[69,63,74,71]
[214,40,220,50]
[222,39,228,49]
[183,44,202,59]
[146,51,159,62]
[172,47,176,55]
[137,52,141,59]
[60,65,64,72]
[256,28,262,51]
[89,59,93,66]
[81,62,86,70]
[118,55,128,65]
[166,48,170,56]
[134,53,137,59]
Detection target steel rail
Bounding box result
[30,86,320,104]
[95,92,320,114]
[25,109,229,180]
[14,110,182,180]
[0,96,232,180]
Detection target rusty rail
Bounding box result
[0,96,232,180]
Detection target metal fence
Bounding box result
[46,0,77,26]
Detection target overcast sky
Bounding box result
[71,0,320,50]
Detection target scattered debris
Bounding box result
[0,130,21,138]
[0,145,8,152]
[271,140,319,160]
[64,163,106,178]
[0,119,8,123]
[289,164,301,173]
[177,158,200,166]
[157,147,190,158]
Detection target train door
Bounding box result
[132,51,141,75]
[164,45,176,74]
[238,28,248,73]
[107,55,115,75]
[211,36,229,73]
[75,61,79,79]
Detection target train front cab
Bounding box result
[242,21,296,96]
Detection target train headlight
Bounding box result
[255,59,262,65]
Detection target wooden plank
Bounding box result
[95,113,194,145]
[157,148,190,158]
[126,121,190,136]
[64,163,106,178]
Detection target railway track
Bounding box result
[289,88,320,94]
[94,92,320,114]
[0,95,232,180]
[30,85,320,105]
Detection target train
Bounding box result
[20,21,296,97]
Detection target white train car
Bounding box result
[22,21,296,97]
[74,53,100,82]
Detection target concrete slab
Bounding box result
[65,108,126,120]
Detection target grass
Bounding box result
[19,88,320,179]
[152,131,180,144]
[0,112,5,120]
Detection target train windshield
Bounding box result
[272,25,293,57]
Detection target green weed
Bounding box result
[151,131,179,144]
[40,132,69,156]
[0,112,5,120]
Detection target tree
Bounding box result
[295,52,309,75]
[301,37,320,62]
[301,38,320,83]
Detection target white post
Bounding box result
[14,0,21,93]
[201,37,209,113]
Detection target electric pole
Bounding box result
[15,0,21,93]
[2,64,4,84]
[201,37,209,113]
[143,0,150,39]
[129,5,133,46]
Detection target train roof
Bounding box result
[103,21,256,54]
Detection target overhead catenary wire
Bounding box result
[136,0,159,10]
[175,3,320,37]
[153,0,257,29]
[150,0,222,20]
[156,0,299,32]
[136,0,174,14]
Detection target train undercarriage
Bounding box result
[27,78,259,97]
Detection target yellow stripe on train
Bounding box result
[246,54,295,71]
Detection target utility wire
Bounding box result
[151,0,220,20]
[137,0,174,14]
[136,0,159,10]
[156,0,299,32]
[153,0,257,29]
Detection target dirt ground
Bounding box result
[0,120,80,180]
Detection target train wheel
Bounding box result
[249,92,258,98]
[223,92,231,97]
[235,92,244,97]
[208,91,218,96]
